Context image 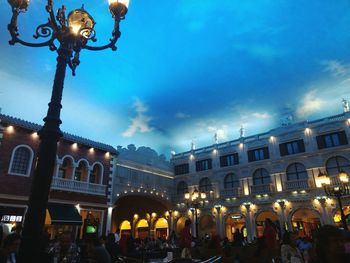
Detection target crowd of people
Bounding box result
[0,220,350,263]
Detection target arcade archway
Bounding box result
[111,195,170,235]
[119,220,131,237]
[255,211,279,238]
[155,217,169,239]
[291,208,321,237]
[136,219,149,239]
[176,216,190,235]
[225,214,246,241]
[199,214,216,238]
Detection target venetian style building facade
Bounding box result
[0,114,118,238]
[1,111,350,242]
[171,111,350,241]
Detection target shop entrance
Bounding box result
[119,220,132,237]
[155,217,168,239]
[112,195,170,235]
[225,214,246,241]
[176,216,190,235]
[255,211,279,238]
[291,208,321,237]
[136,219,149,239]
[199,214,216,238]
[333,205,350,230]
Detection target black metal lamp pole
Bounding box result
[335,192,348,231]
[6,0,129,262]
[318,170,350,231]
[185,188,206,238]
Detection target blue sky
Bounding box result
[1,0,350,158]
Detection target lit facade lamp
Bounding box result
[214,204,222,214]
[6,0,129,261]
[184,188,206,238]
[318,169,349,231]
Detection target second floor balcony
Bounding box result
[250,184,274,195]
[220,188,242,198]
[284,179,309,190]
[51,177,106,196]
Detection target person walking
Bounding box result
[280,232,303,263]
[263,218,278,263]
[179,219,192,259]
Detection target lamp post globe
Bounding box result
[184,188,206,238]
[318,170,349,231]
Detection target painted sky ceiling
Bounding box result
[1,0,350,158]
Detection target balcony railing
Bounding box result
[250,184,273,195]
[285,179,309,190]
[220,188,241,198]
[51,177,106,196]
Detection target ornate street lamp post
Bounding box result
[318,170,350,231]
[6,0,130,261]
[276,199,288,232]
[184,188,206,238]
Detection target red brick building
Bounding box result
[0,114,118,239]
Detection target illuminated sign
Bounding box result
[1,215,22,222]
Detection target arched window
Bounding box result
[286,163,308,181]
[59,158,70,179]
[224,173,239,188]
[177,181,188,195]
[90,163,103,184]
[326,156,350,176]
[75,161,88,181]
[199,177,212,192]
[9,145,33,176]
[252,168,270,185]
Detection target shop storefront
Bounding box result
[80,210,103,239]
[0,205,26,235]
[255,211,280,238]
[44,203,82,240]
[154,217,168,239]
[225,214,246,241]
[291,208,321,237]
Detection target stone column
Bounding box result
[318,198,333,225]
[105,206,114,235]
[244,204,254,242]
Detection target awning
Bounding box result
[46,203,82,225]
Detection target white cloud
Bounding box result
[296,89,323,118]
[133,98,148,113]
[175,112,190,119]
[207,125,228,141]
[322,60,350,77]
[122,98,153,137]
[252,112,271,119]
